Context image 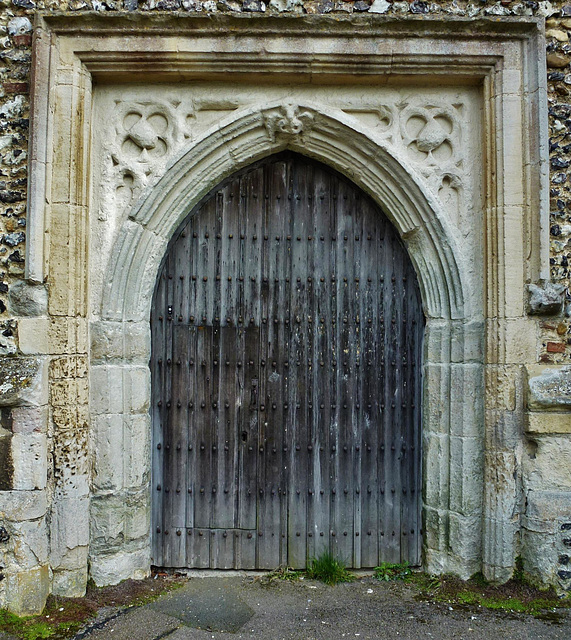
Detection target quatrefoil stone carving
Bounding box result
[400,105,458,166]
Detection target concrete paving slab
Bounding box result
[82,606,179,640]
[149,577,254,633]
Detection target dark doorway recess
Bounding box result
[151,152,424,570]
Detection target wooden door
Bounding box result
[151,152,424,569]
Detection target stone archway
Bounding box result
[18,16,546,609]
[96,100,482,581]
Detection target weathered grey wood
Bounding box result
[151,151,424,570]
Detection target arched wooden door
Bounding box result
[151,152,424,570]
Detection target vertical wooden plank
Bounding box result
[151,267,167,566]
[256,160,286,569]
[237,169,261,569]
[170,323,188,566]
[355,197,376,567]
[335,177,356,567]
[307,163,331,562]
[161,255,178,567]
[286,157,310,569]
[186,325,197,533]
[270,157,290,567]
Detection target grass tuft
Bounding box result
[306,552,355,586]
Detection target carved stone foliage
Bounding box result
[263,104,315,142]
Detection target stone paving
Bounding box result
[73,575,571,640]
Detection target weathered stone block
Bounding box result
[124,413,150,489]
[125,367,151,414]
[50,355,88,380]
[423,363,450,436]
[447,512,482,577]
[90,365,123,415]
[525,437,571,492]
[5,565,49,616]
[50,377,89,408]
[449,363,484,438]
[90,320,151,364]
[449,436,484,515]
[48,317,89,356]
[528,365,571,410]
[10,405,48,434]
[11,518,49,568]
[504,317,538,364]
[89,547,150,587]
[527,281,566,315]
[52,566,88,598]
[90,493,126,553]
[51,496,89,568]
[92,414,124,491]
[124,490,150,542]
[423,432,449,510]
[18,317,49,355]
[11,433,47,491]
[523,491,571,590]
[526,412,571,434]
[0,490,47,522]
[422,506,448,553]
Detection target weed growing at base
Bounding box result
[306,552,355,585]
[374,562,412,581]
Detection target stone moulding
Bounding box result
[21,12,549,609]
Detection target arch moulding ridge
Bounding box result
[101,102,468,324]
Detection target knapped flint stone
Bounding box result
[552,157,571,169]
[353,0,370,10]
[243,0,266,10]
[410,0,429,13]
[527,282,566,315]
[558,570,571,579]
[8,281,47,316]
[156,0,181,8]
[528,365,571,409]
[563,5,571,16]
[0,357,43,407]
[369,0,390,12]
[7,18,32,36]
[124,0,138,9]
